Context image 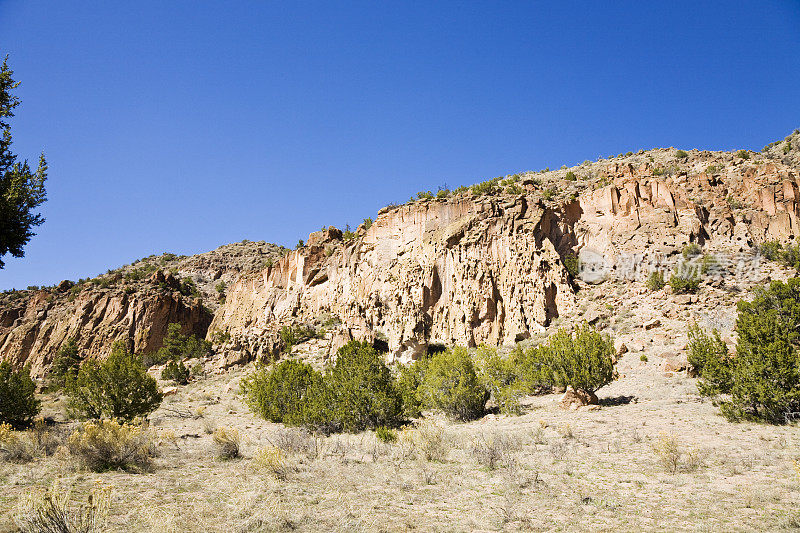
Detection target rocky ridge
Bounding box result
[0,241,285,377]
[2,132,800,376]
[211,133,800,365]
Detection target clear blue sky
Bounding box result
[1,1,799,290]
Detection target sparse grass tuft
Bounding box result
[252,446,293,481]
[652,433,705,473]
[14,479,112,533]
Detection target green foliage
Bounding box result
[563,253,579,277]
[0,361,40,429]
[214,281,226,299]
[727,279,800,422]
[646,271,665,291]
[48,337,82,390]
[542,187,557,201]
[687,323,730,397]
[316,341,404,432]
[471,177,501,196]
[178,277,199,298]
[640,354,648,362]
[533,323,617,394]
[693,279,800,423]
[375,426,397,443]
[244,341,403,434]
[653,167,665,176]
[416,190,434,200]
[417,347,488,421]
[705,164,720,174]
[436,188,450,199]
[241,359,321,424]
[682,243,702,259]
[148,323,212,366]
[474,346,524,415]
[0,57,48,269]
[161,359,190,384]
[669,269,700,294]
[279,324,315,353]
[783,141,792,155]
[759,240,800,270]
[295,239,304,249]
[396,359,426,419]
[736,150,750,160]
[66,342,162,421]
[362,217,373,230]
[564,171,577,181]
[726,195,744,209]
[675,150,688,159]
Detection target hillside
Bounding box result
[0,241,285,377]
[2,131,800,376]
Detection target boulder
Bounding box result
[559,387,599,410]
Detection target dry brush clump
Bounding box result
[212,426,241,459]
[651,433,705,474]
[67,419,158,472]
[0,420,65,463]
[401,419,451,462]
[271,427,321,460]
[251,446,295,481]
[470,432,521,470]
[14,479,112,533]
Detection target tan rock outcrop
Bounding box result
[211,196,575,363]
[0,287,211,378]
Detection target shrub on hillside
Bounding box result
[67,419,157,472]
[759,240,800,270]
[244,341,403,434]
[66,342,162,421]
[682,243,702,259]
[0,362,40,429]
[147,323,212,366]
[475,345,525,415]
[417,347,489,421]
[687,323,730,393]
[530,322,617,395]
[318,341,404,432]
[675,149,688,159]
[161,359,190,384]
[694,279,800,423]
[669,270,700,294]
[241,359,321,424]
[646,271,665,291]
[48,337,82,390]
[279,324,316,353]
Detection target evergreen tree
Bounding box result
[0,56,48,268]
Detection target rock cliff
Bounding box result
[3,133,800,373]
[0,241,284,377]
[211,141,800,364]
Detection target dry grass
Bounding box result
[3,358,800,532]
[14,479,112,533]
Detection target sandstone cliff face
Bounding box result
[211,146,800,364]
[211,196,575,362]
[0,285,211,378]
[4,138,800,373]
[0,241,284,377]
